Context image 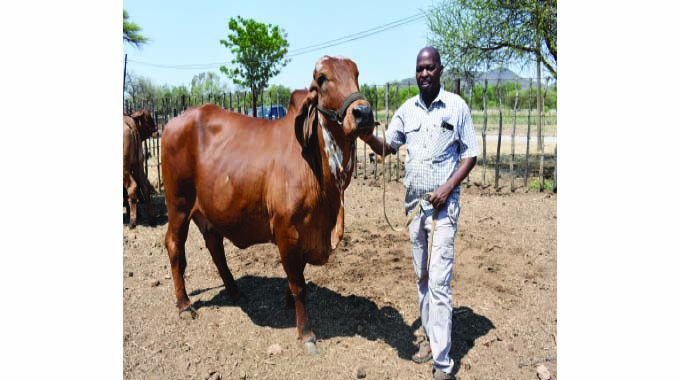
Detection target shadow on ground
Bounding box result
[190,275,494,365]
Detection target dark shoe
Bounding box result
[432,368,453,380]
[412,340,432,364]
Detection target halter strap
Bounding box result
[316,92,365,124]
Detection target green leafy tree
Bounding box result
[219,16,290,117]
[158,84,190,100]
[427,0,556,79]
[190,72,230,98]
[123,9,150,48]
[360,84,377,108]
[266,84,292,107]
[399,85,419,105]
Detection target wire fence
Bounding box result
[129,77,557,195]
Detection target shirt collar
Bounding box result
[416,86,446,110]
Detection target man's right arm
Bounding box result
[360,134,396,156]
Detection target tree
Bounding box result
[266,84,292,107]
[124,71,158,106]
[190,72,230,98]
[123,9,150,48]
[426,0,556,79]
[219,16,290,117]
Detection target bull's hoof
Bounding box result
[129,221,137,230]
[148,217,156,227]
[179,306,198,320]
[302,338,320,356]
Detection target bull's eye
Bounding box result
[317,75,327,87]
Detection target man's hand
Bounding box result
[429,157,477,210]
[429,184,452,210]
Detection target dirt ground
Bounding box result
[123,176,556,380]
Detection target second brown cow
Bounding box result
[123,110,158,228]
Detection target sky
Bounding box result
[123,0,440,90]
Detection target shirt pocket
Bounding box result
[404,122,424,161]
[432,125,458,163]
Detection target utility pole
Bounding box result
[123,53,128,102]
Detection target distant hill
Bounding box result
[393,68,540,90]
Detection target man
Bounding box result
[361,47,479,380]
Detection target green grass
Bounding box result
[528,178,554,191]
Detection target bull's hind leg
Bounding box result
[164,203,196,319]
[193,213,241,303]
[140,178,156,226]
[123,187,130,218]
[124,174,138,229]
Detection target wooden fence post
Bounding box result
[155,101,161,191]
[394,82,400,181]
[467,80,473,187]
[374,85,378,179]
[385,83,391,182]
[524,79,532,188]
[482,78,488,185]
[553,145,557,193]
[510,78,519,192]
[143,139,149,176]
[454,78,460,95]
[540,76,549,191]
[494,79,503,189]
[537,66,544,192]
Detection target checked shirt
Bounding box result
[385,88,480,216]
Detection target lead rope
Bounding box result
[379,123,437,271]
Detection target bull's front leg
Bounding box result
[277,239,319,356]
[330,192,345,250]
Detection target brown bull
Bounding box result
[123,109,158,228]
[161,56,375,355]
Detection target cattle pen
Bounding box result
[123,78,558,380]
[126,77,556,195]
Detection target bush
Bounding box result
[528,178,554,191]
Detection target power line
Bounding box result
[287,13,425,56]
[127,59,223,70]
[126,12,426,70]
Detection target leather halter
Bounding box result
[316,92,366,125]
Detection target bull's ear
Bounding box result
[130,110,143,119]
[294,90,318,148]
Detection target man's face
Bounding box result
[416,51,442,98]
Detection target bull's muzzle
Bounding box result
[352,105,374,132]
